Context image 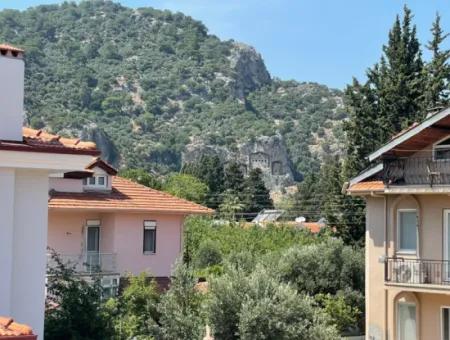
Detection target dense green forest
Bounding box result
[0,0,345,175]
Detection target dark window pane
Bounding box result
[143,228,156,253]
[98,176,105,185]
[435,149,450,160]
[87,227,100,252]
[444,308,449,340]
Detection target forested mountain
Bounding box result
[0,0,345,176]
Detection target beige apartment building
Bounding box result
[347,108,450,340]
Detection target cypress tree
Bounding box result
[424,13,450,110]
[223,161,245,197]
[344,5,425,176]
[242,168,273,218]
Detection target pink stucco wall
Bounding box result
[113,213,184,277]
[48,211,184,277]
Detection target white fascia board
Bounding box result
[368,107,450,162]
[349,163,383,186]
[0,150,96,172]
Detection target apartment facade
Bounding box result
[348,108,450,340]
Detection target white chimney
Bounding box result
[0,44,24,141]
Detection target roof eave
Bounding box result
[367,107,450,162]
[48,205,214,215]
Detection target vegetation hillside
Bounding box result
[0,0,345,175]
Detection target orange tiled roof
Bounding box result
[0,44,24,53]
[348,180,384,193]
[49,176,214,215]
[243,221,327,234]
[301,222,323,233]
[0,127,99,156]
[0,317,35,339]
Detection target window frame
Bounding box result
[143,220,157,255]
[396,209,418,255]
[83,175,108,189]
[442,306,450,340]
[85,219,101,253]
[433,136,450,161]
[397,301,417,340]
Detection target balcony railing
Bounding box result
[385,257,450,286]
[47,252,117,275]
[383,157,450,186]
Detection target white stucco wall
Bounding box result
[0,151,95,339]
[0,54,24,141]
[0,169,49,339]
[49,177,84,193]
[0,168,16,313]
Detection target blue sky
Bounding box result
[1,0,449,89]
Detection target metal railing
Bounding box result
[47,252,117,275]
[383,157,450,186]
[385,257,450,286]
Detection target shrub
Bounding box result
[194,240,223,269]
[45,251,112,340]
[208,266,339,340]
[103,273,160,339]
[156,263,206,340]
[277,238,362,295]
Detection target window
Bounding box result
[398,302,416,340]
[434,137,450,160]
[443,308,450,340]
[83,175,108,189]
[98,176,106,186]
[397,210,417,253]
[143,221,156,254]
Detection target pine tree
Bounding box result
[242,168,273,218]
[425,13,450,110]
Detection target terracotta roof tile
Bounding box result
[0,316,35,339]
[301,222,323,233]
[49,176,214,215]
[348,180,385,193]
[0,44,24,53]
[0,127,99,156]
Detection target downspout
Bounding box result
[371,192,388,340]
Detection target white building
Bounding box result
[0,44,99,339]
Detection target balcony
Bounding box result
[383,157,450,186]
[385,257,450,287]
[47,252,118,275]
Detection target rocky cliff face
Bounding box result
[183,135,299,192]
[229,43,272,98]
[80,124,121,167]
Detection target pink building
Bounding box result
[47,158,212,293]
